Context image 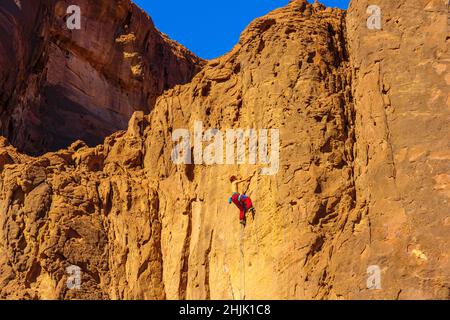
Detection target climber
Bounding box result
[228,174,256,226]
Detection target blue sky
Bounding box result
[133,0,349,60]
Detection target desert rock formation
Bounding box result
[0,0,202,155]
[0,0,448,300]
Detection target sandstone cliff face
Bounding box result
[340,0,450,299]
[0,0,202,155]
[0,0,448,300]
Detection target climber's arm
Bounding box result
[236,172,255,184]
[236,177,250,184]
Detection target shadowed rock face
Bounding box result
[0,0,448,300]
[0,0,203,156]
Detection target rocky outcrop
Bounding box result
[0,0,202,155]
[338,0,450,299]
[0,0,448,300]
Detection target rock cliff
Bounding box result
[0,0,202,155]
[0,0,448,299]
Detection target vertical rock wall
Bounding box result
[0,0,448,300]
[336,0,449,299]
[0,0,202,155]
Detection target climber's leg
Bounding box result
[242,196,255,213]
[231,193,246,224]
[231,193,242,209]
[240,208,246,224]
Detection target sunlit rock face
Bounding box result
[0,0,448,300]
[0,0,203,155]
[343,0,449,299]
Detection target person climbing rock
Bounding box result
[228,174,256,226]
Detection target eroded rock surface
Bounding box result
[340,0,450,299]
[0,0,202,155]
[0,0,448,300]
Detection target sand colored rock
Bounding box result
[0,0,448,300]
[338,0,450,299]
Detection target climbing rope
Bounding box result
[223,264,235,300]
[239,223,245,300]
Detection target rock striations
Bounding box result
[0,0,448,299]
[0,0,202,155]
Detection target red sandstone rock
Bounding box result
[0,0,203,155]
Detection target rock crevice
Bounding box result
[0,0,448,300]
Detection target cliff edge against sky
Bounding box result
[0,0,448,299]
